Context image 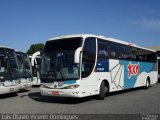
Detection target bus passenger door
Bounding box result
[80,37,98,96]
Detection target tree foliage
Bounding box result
[27,43,44,55]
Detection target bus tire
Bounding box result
[145,78,150,89]
[97,81,108,100]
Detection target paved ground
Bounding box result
[0,83,160,114]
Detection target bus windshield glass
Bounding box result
[16,52,32,78]
[0,48,20,80]
[0,48,7,80]
[41,37,82,82]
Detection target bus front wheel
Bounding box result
[96,81,108,100]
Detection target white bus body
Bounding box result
[30,51,42,85]
[0,46,21,94]
[40,34,158,99]
[16,51,33,90]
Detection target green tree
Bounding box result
[27,43,44,55]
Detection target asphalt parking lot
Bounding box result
[0,83,160,114]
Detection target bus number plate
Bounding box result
[52,91,59,95]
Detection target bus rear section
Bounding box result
[0,46,21,94]
[40,34,158,99]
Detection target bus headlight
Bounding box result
[63,85,79,89]
[40,84,52,89]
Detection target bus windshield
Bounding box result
[41,37,82,82]
[0,48,20,81]
[16,52,32,78]
[0,49,7,80]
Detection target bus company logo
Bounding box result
[127,62,140,79]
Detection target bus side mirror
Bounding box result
[74,47,83,63]
[31,51,41,66]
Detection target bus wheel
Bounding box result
[97,81,108,100]
[145,79,150,89]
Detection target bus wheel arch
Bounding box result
[96,80,109,100]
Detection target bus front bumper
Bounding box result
[40,87,82,98]
[0,85,20,95]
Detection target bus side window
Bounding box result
[98,39,109,60]
[129,47,137,61]
[110,42,121,59]
[121,45,129,60]
[82,37,96,78]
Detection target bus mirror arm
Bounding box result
[74,47,83,64]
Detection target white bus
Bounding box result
[0,46,21,94]
[158,57,160,81]
[40,34,158,99]
[15,51,33,90]
[30,51,42,85]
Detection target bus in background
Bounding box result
[30,51,42,86]
[40,34,158,99]
[158,57,160,82]
[15,51,33,90]
[0,46,21,94]
[156,51,160,82]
